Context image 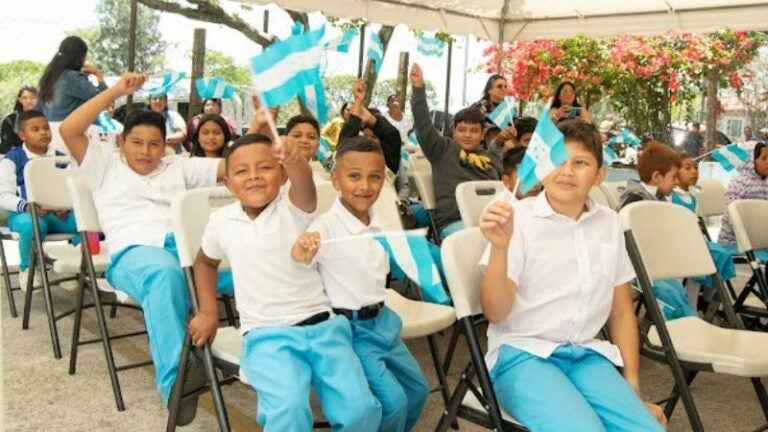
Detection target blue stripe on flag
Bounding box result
[408,131,419,146]
[374,232,450,304]
[195,77,235,100]
[416,34,445,57]
[603,146,618,167]
[144,72,186,97]
[621,129,641,147]
[368,32,385,74]
[517,105,568,194]
[487,98,515,128]
[711,144,749,171]
[96,111,119,133]
[325,29,358,53]
[316,137,333,162]
[400,150,411,173]
[299,81,329,124]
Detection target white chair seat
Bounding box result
[210,326,247,384]
[95,278,139,306]
[463,390,523,425]
[385,289,455,340]
[648,316,768,376]
[45,243,109,274]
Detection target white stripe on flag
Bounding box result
[252,46,324,94]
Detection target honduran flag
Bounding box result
[368,32,385,74]
[250,25,326,108]
[711,144,750,171]
[603,145,618,167]
[416,34,445,57]
[325,29,358,53]
[299,82,330,125]
[144,72,186,97]
[316,137,333,163]
[487,98,515,128]
[195,76,235,99]
[374,231,450,304]
[517,106,569,194]
[96,111,119,133]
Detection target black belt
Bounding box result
[333,302,384,321]
[294,311,331,326]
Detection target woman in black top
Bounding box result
[1,85,37,154]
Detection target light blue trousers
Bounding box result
[105,234,233,403]
[490,345,664,432]
[8,210,78,271]
[349,307,429,432]
[240,316,382,432]
[438,220,465,240]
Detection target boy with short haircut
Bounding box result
[513,116,538,147]
[410,64,502,239]
[500,146,543,200]
[188,133,381,431]
[291,136,429,432]
[0,110,77,289]
[59,73,232,424]
[285,114,329,183]
[618,141,680,208]
[479,120,666,431]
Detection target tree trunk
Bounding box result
[705,68,719,151]
[396,52,410,108]
[363,25,395,107]
[190,28,206,117]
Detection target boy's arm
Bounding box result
[188,250,221,346]
[370,114,404,174]
[409,63,450,162]
[0,160,25,213]
[607,283,641,390]
[339,78,368,141]
[281,136,317,213]
[59,72,147,165]
[479,201,518,323]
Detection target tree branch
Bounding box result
[136,0,276,46]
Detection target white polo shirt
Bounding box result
[479,191,636,370]
[200,195,332,334]
[78,132,219,256]
[309,198,389,310]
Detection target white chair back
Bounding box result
[316,182,403,231]
[441,227,488,319]
[727,199,768,254]
[599,180,625,210]
[170,186,236,268]
[589,186,611,208]
[619,201,715,283]
[66,176,101,232]
[411,170,436,210]
[23,156,73,209]
[409,153,432,174]
[697,179,727,218]
[455,181,506,228]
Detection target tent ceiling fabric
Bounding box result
[249,0,768,41]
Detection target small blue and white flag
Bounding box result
[368,32,385,74]
[400,150,411,173]
[299,82,330,125]
[416,34,445,57]
[316,137,333,163]
[603,145,618,167]
[711,144,750,171]
[487,98,515,128]
[96,111,119,133]
[407,130,419,146]
[195,76,235,100]
[517,105,569,194]
[325,29,358,53]
[250,25,326,108]
[144,72,186,97]
[374,231,449,304]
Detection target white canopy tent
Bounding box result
[247,0,768,41]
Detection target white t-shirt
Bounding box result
[78,132,219,255]
[200,196,332,334]
[479,192,635,369]
[309,198,389,310]
[382,110,412,145]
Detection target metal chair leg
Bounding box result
[0,235,17,317]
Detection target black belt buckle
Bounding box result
[334,302,384,321]
[295,311,330,326]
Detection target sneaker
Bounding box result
[168,356,207,426]
[18,270,42,292]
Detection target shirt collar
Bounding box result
[532,190,598,222]
[331,198,382,235]
[641,182,659,198]
[22,143,56,159]
[118,153,170,178]
[226,194,281,222]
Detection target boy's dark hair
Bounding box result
[16,110,47,132]
[753,142,766,161]
[191,114,232,157]
[335,136,384,163]
[484,126,501,144]
[285,115,320,135]
[637,141,682,183]
[557,119,602,166]
[502,146,527,176]
[452,107,485,127]
[678,151,696,161]
[514,116,538,138]
[223,133,273,171]
[122,110,167,141]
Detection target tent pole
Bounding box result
[443,39,453,135]
[358,25,367,78]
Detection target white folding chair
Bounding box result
[696,179,728,219]
[410,169,441,243]
[436,228,527,431]
[726,199,768,326]
[599,180,625,210]
[65,176,149,411]
[621,201,768,431]
[589,185,611,208]
[0,208,20,317]
[455,180,505,228]
[22,156,79,358]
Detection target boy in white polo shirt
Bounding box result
[58,73,233,424]
[292,136,429,432]
[478,120,666,431]
[188,134,381,431]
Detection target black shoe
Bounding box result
[170,357,207,426]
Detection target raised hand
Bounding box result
[410,63,425,88]
[291,232,321,263]
[352,78,366,102]
[479,201,514,249]
[117,72,148,96]
[275,134,303,167]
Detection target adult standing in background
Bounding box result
[381,94,412,145]
[36,36,106,153]
[682,122,704,156]
[1,86,37,154]
[148,93,187,154]
[549,81,592,124]
[471,74,511,130]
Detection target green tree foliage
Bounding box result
[204,51,251,88]
[324,74,437,113]
[0,61,46,116]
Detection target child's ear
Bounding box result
[330,170,341,192]
[649,170,662,186]
[594,166,607,186]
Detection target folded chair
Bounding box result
[598,180,625,211]
[726,199,768,328]
[65,175,151,411]
[455,181,506,228]
[621,200,768,431]
[0,208,20,317]
[436,227,528,432]
[589,186,611,208]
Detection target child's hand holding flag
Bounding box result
[292,232,321,264]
